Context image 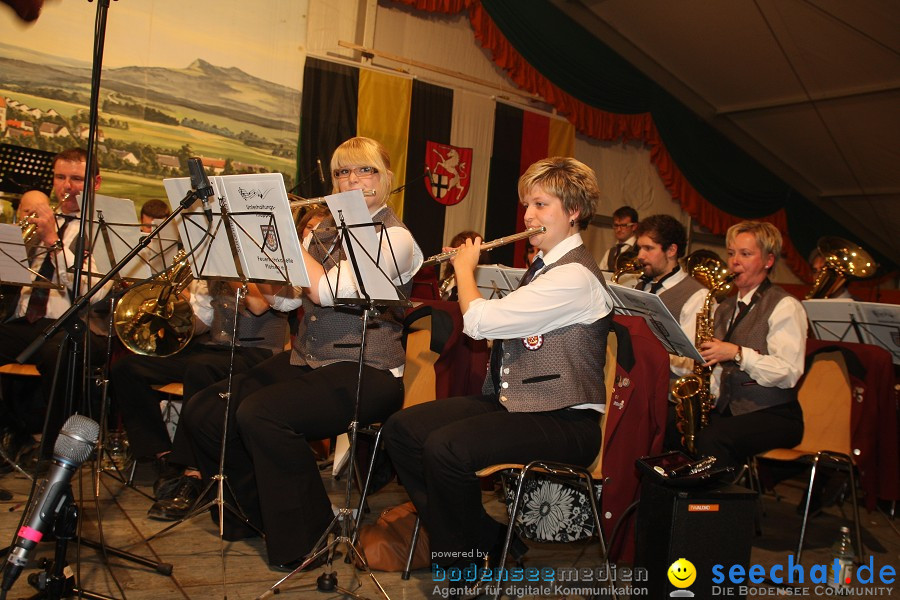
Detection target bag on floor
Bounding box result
[356,501,429,572]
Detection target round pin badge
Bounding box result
[522,335,543,350]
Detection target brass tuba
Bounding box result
[610,249,642,283]
[113,250,195,357]
[806,236,877,299]
[671,251,735,455]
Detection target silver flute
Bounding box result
[289,189,376,209]
[421,226,546,268]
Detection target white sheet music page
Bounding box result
[0,223,32,284]
[90,193,148,280]
[216,173,308,286]
[164,176,239,279]
[325,190,400,303]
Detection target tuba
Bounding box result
[671,251,735,455]
[610,249,642,283]
[113,250,195,357]
[806,237,876,299]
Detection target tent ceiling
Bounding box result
[554,0,900,262]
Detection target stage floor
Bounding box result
[1,459,897,599]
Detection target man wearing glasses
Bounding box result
[601,205,639,271]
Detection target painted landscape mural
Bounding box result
[0,2,306,217]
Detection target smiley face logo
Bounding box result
[667,558,696,588]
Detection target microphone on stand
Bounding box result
[187,157,214,223]
[2,415,99,592]
[390,168,430,195]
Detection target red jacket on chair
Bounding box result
[600,315,670,562]
[806,339,899,510]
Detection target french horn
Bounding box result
[113,250,195,357]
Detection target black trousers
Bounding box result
[665,400,804,468]
[180,351,404,565]
[109,344,272,461]
[0,317,108,453]
[382,396,602,567]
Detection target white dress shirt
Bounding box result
[655,269,708,377]
[15,211,113,320]
[265,209,423,312]
[709,284,807,397]
[462,233,614,341]
[600,234,637,272]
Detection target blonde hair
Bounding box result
[517,157,599,230]
[726,221,782,265]
[330,137,393,202]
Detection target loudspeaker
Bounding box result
[635,479,757,599]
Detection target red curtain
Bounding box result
[394,0,812,281]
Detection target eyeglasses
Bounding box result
[333,166,379,179]
[612,222,635,229]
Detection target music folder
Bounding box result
[608,282,703,362]
[163,173,309,286]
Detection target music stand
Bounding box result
[608,282,703,362]
[147,172,308,595]
[804,299,900,365]
[255,190,411,600]
[0,144,56,209]
[475,264,525,299]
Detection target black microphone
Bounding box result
[187,157,214,222]
[389,168,430,195]
[2,415,99,592]
[316,158,325,184]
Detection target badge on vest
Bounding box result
[522,335,543,351]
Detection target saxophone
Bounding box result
[671,252,735,455]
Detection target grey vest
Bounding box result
[482,244,612,412]
[292,206,414,371]
[206,281,288,354]
[713,281,796,415]
[658,274,705,324]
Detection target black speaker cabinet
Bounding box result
[634,479,757,599]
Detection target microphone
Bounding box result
[316,158,325,184]
[187,157,214,222]
[389,168,430,195]
[2,415,99,592]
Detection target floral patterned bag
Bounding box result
[499,470,603,542]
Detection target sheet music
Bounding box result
[87,194,152,280]
[163,174,308,286]
[609,282,703,362]
[806,299,900,365]
[475,264,525,299]
[0,223,34,284]
[325,190,401,303]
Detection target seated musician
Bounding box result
[383,156,614,569]
[691,221,806,468]
[632,214,707,381]
[179,136,422,570]
[109,280,287,502]
[0,148,113,463]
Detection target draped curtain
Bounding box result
[393,0,893,280]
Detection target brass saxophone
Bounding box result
[671,252,735,455]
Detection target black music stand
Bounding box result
[148,171,307,597]
[255,191,411,600]
[0,144,56,210]
[804,299,900,366]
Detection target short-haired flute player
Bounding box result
[383,157,615,569]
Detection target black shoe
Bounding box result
[147,475,203,521]
[270,550,342,573]
[133,454,181,487]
